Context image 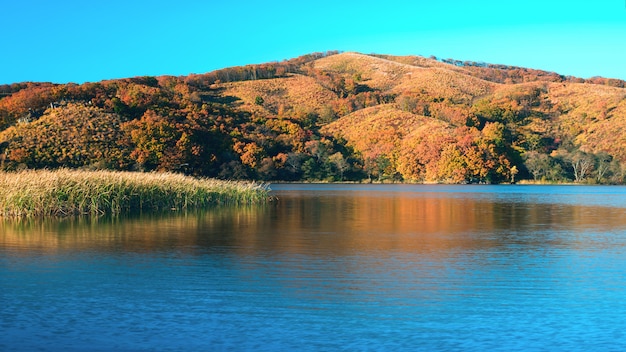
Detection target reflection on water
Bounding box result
[3,185,626,255]
[2,185,626,351]
[1,206,271,255]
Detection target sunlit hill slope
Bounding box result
[1,51,625,183]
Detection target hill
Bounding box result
[1,51,626,183]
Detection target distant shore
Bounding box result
[0,169,271,218]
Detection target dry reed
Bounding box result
[0,169,270,218]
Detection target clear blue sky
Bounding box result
[2,0,625,84]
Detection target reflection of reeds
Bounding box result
[0,205,270,253]
[0,169,270,218]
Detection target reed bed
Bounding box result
[0,169,271,218]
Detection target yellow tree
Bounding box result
[436,144,468,183]
[122,110,179,170]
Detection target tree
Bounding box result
[257,157,277,180]
[301,158,321,180]
[218,160,248,180]
[233,141,264,169]
[329,152,349,181]
[437,144,467,183]
[285,152,303,175]
[122,110,179,170]
[319,105,336,124]
[594,152,612,183]
[396,123,455,182]
[305,140,328,162]
[524,151,552,181]
[608,160,625,184]
[510,165,519,183]
[569,150,595,182]
[363,155,393,182]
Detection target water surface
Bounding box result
[2,184,626,351]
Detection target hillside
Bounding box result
[1,51,626,183]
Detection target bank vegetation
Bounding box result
[0,169,270,218]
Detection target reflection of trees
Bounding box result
[257,193,626,256]
[2,193,626,256]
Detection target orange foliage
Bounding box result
[1,51,626,183]
[0,103,131,170]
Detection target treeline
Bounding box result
[0,101,362,181]
[437,58,626,87]
[184,51,342,89]
[342,121,626,184]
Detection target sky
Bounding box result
[2,0,626,84]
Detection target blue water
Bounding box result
[2,185,626,351]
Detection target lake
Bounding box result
[2,184,626,351]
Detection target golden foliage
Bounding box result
[219,74,336,117]
[0,103,131,170]
[2,51,626,183]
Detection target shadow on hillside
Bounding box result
[200,87,242,106]
[354,83,375,94]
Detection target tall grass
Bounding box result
[0,169,271,218]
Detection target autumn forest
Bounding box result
[2,51,626,184]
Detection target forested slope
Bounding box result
[1,51,625,183]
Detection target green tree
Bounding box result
[329,152,349,181]
[302,158,321,180]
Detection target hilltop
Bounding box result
[1,51,626,183]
